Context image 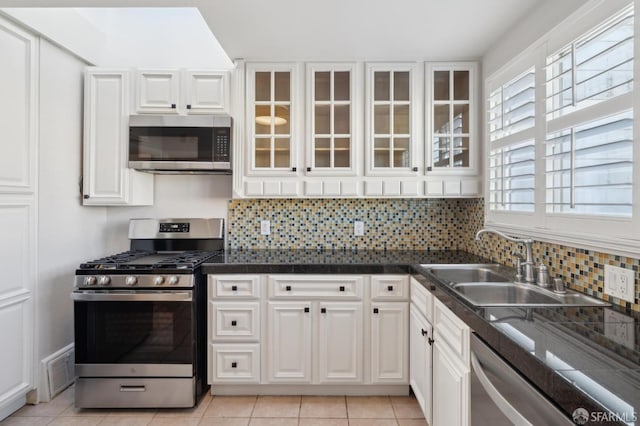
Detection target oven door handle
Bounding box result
[71,291,193,302]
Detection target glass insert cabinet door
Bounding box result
[248,64,297,174]
[307,63,357,174]
[366,63,417,175]
[428,63,477,171]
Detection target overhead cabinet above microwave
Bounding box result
[82,67,231,206]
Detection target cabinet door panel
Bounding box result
[409,305,432,424]
[318,303,363,383]
[433,343,469,426]
[185,71,227,113]
[266,302,312,383]
[370,302,409,383]
[135,70,180,113]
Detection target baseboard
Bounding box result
[211,384,410,396]
[39,343,74,403]
[0,393,27,421]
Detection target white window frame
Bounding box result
[484,0,640,257]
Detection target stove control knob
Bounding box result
[84,276,97,286]
[153,276,165,286]
[125,276,138,287]
[168,276,179,286]
[98,276,111,286]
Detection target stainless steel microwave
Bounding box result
[128,115,232,174]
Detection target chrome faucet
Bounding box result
[475,229,536,284]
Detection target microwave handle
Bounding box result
[71,291,192,302]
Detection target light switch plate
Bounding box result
[354,221,364,236]
[260,220,270,236]
[604,308,635,349]
[604,264,635,304]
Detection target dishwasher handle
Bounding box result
[470,334,574,426]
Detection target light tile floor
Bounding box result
[1,387,428,426]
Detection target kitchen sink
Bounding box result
[421,264,513,284]
[421,264,610,308]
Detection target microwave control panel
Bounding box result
[213,128,231,162]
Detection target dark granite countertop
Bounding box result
[203,249,639,425]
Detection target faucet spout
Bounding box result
[475,228,536,284]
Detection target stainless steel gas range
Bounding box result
[72,218,224,408]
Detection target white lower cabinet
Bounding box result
[370,302,409,384]
[318,303,363,383]
[409,304,432,424]
[432,343,470,426]
[266,302,312,383]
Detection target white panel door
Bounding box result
[409,304,432,424]
[0,17,37,194]
[266,302,312,383]
[370,302,409,383]
[135,69,180,113]
[184,71,228,114]
[0,200,35,419]
[433,343,470,426]
[317,302,363,383]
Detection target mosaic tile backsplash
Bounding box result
[228,198,639,312]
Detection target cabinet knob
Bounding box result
[421,328,428,337]
[339,286,345,292]
[292,167,297,172]
[387,285,394,291]
[231,362,237,368]
[83,195,89,199]
[373,308,379,314]
[186,104,192,110]
[306,167,311,172]
[304,307,310,313]
[231,320,237,326]
[231,285,238,291]
[285,285,292,291]
[428,337,434,346]
[171,103,176,109]
[412,167,418,172]
[427,166,432,172]
[321,307,326,314]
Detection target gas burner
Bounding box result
[79,251,152,270]
[78,250,222,271]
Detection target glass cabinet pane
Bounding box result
[394,72,410,101]
[255,138,270,167]
[255,72,270,101]
[394,138,410,167]
[274,138,290,167]
[454,71,469,100]
[375,72,390,101]
[434,105,451,133]
[434,71,450,100]
[433,137,451,167]
[394,105,410,134]
[255,105,271,134]
[315,105,330,134]
[274,72,290,102]
[374,138,390,167]
[315,72,331,101]
[334,105,350,134]
[315,138,331,167]
[274,106,290,134]
[334,71,350,101]
[453,104,469,134]
[375,105,390,134]
[334,138,350,167]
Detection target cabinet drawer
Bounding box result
[210,344,260,384]
[210,302,260,342]
[371,276,409,301]
[209,275,261,299]
[410,278,433,322]
[268,275,363,300]
[433,298,470,367]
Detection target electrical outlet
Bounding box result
[260,220,270,236]
[354,221,364,236]
[604,308,635,349]
[604,265,635,303]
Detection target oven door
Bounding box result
[73,290,194,377]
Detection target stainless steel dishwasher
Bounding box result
[470,334,574,425]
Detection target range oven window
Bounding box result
[75,300,193,364]
[129,127,213,162]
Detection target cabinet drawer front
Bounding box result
[371,276,409,301]
[210,344,260,384]
[210,302,260,342]
[433,298,470,367]
[268,275,363,300]
[209,275,261,299]
[410,278,433,322]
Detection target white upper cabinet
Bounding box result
[135,69,229,115]
[425,63,478,174]
[246,63,299,175]
[365,63,419,176]
[306,63,359,176]
[83,69,153,206]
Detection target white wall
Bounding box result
[105,174,232,253]
[37,38,108,399]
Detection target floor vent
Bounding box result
[46,346,74,399]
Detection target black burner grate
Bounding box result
[79,250,221,271]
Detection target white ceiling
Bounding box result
[0,0,546,62]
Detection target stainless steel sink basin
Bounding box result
[422,264,512,284]
[421,264,610,308]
